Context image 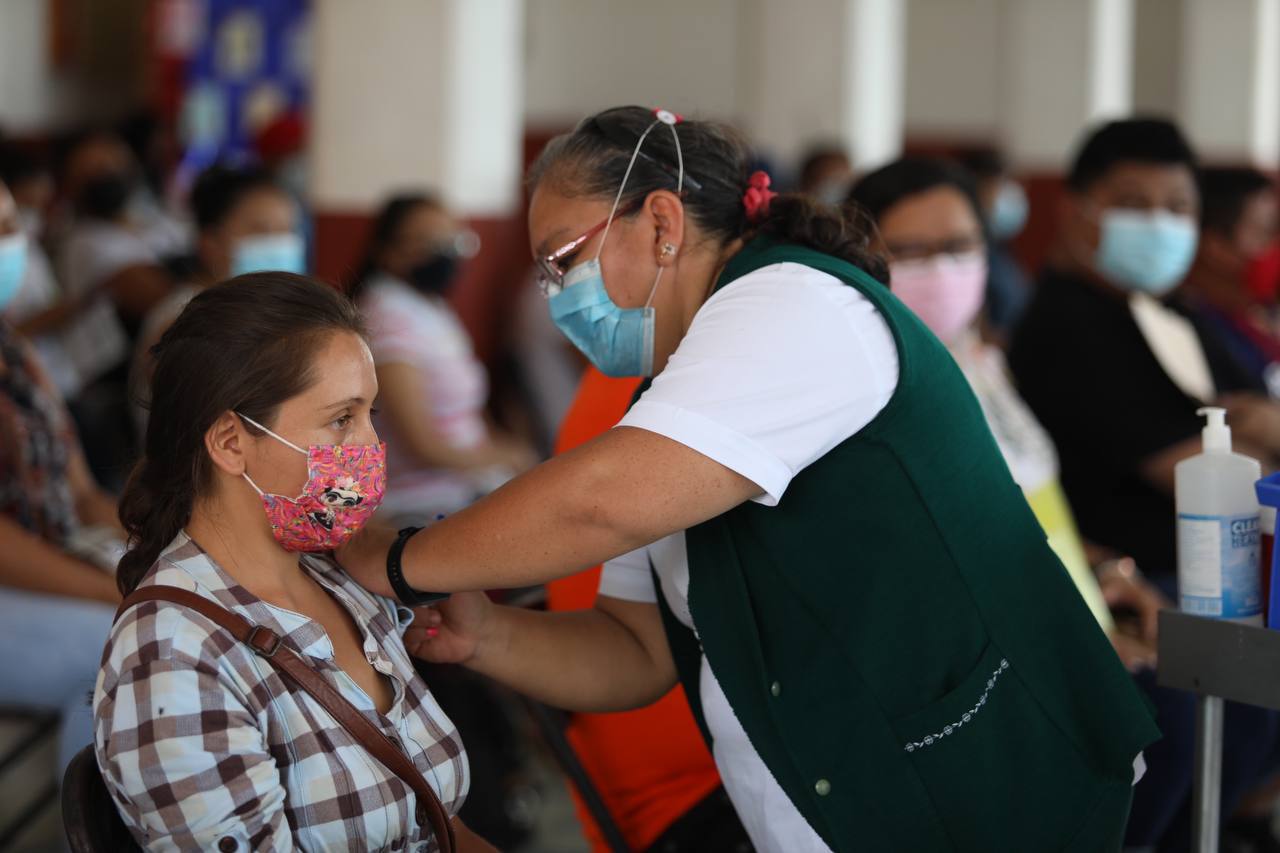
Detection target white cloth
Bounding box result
[948,331,1059,494]
[600,262,899,853]
[5,241,82,396]
[1130,292,1216,404]
[56,222,149,390]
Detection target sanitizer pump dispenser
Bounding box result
[1176,407,1263,624]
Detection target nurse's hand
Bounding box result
[403,591,494,665]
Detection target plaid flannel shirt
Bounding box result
[94,532,468,852]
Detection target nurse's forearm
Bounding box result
[466,600,677,713]
[393,426,758,593]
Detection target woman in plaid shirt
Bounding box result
[94,274,491,851]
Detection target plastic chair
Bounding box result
[61,744,140,853]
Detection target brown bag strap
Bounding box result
[117,586,456,853]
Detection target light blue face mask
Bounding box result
[550,258,659,377]
[989,180,1028,241]
[231,233,306,277]
[0,233,29,312]
[547,111,683,378]
[1094,208,1198,297]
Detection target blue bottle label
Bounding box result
[1178,513,1262,619]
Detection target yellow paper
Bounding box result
[1025,480,1115,633]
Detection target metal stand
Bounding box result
[1191,695,1224,853]
[1158,611,1280,853]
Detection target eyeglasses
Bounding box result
[884,236,986,263]
[535,198,643,297]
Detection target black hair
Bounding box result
[0,143,49,189]
[846,157,985,228]
[116,273,366,594]
[1198,166,1275,236]
[1067,117,1197,192]
[526,106,887,282]
[348,191,444,300]
[797,142,851,190]
[955,148,1006,182]
[190,163,284,232]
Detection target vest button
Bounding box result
[770,681,781,697]
[218,838,238,852]
[814,778,831,796]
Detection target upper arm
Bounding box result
[376,361,436,430]
[559,425,762,547]
[96,651,290,851]
[101,264,172,320]
[618,267,898,505]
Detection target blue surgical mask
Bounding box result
[0,233,29,311]
[231,233,306,277]
[989,180,1028,241]
[548,110,684,378]
[550,259,659,377]
[1094,209,1198,296]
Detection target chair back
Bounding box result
[62,744,140,853]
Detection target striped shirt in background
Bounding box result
[95,532,468,852]
[359,274,490,520]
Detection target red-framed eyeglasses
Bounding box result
[535,198,644,297]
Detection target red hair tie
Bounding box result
[742,170,777,224]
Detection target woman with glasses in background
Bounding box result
[350,193,536,524]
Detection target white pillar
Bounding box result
[1179,0,1280,165]
[310,0,524,217]
[740,0,905,172]
[999,0,1135,170]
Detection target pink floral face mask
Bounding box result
[238,413,386,552]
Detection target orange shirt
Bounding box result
[548,367,722,852]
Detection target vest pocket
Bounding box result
[889,643,1110,852]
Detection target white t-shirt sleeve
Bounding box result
[597,545,659,603]
[618,262,899,505]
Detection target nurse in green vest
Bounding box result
[339,106,1159,852]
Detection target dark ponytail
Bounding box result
[117,272,366,594]
[526,105,887,282]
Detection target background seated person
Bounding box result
[130,163,300,434]
[1007,117,1280,851]
[1182,167,1280,398]
[350,193,535,523]
[0,178,122,781]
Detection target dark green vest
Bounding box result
[653,238,1159,852]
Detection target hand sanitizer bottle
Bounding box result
[1176,407,1263,625]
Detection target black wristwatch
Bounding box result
[386,526,450,607]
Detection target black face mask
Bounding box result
[76,172,133,220]
[405,254,459,295]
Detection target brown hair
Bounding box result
[527,106,887,281]
[117,272,366,593]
